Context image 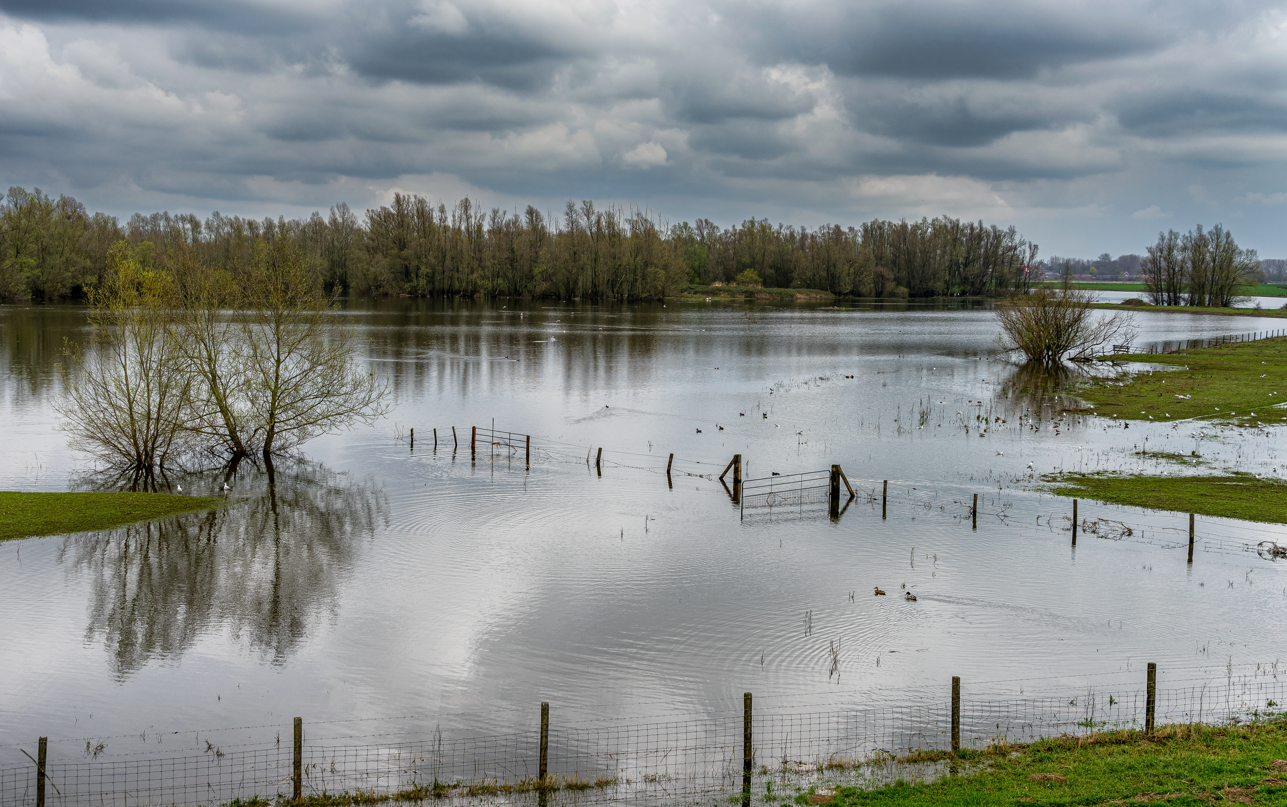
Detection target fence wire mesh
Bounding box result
[6,673,1287,807]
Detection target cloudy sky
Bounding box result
[1,0,1285,256]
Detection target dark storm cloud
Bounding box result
[1112,89,1287,137]
[0,0,308,32]
[728,0,1165,80]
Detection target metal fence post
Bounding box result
[742,692,753,807]
[293,717,303,801]
[951,677,961,753]
[36,737,46,807]
[1146,663,1156,734]
[539,702,550,783]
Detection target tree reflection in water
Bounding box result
[59,457,387,676]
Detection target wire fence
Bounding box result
[5,669,1287,807]
[1137,327,1287,356]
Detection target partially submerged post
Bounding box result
[526,435,531,469]
[471,426,477,455]
[293,717,303,801]
[539,702,549,784]
[1188,514,1195,563]
[595,447,603,475]
[742,692,753,807]
[829,465,841,518]
[951,677,961,753]
[972,494,978,530]
[452,426,458,448]
[882,480,888,519]
[666,453,674,486]
[410,428,414,451]
[1072,499,1078,546]
[1145,663,1157,733]
[433,427,438,451]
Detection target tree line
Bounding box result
[1,186,1040,302]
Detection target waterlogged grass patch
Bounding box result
[828,721,1287,806]
[0,491,222,541]
[1045,472,1287,524]
[682,285,835,301]
[1075,335,1287,426]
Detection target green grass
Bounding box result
[0,491,223,541]
[682,285,835,301]
[1090,303,1287,318]
[1045,472,1287,524]
[824,721,1287,806]
[1038,280,1287,297]
[1075,335,1287,426]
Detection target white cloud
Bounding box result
[1245,192,1287,206]
[620,141,667,169]
[410,1,469,35]
[1132,205,1171,220]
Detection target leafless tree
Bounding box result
[995,287,1137,365]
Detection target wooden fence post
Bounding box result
[1145,663,1156,734]
[410,428,414,451]
[595,447,602,475]
[471,426,477,454]
[293,717,303,801]
[433,427,438,450]
[882,480,887,519]
[972,494,978,530]
[452,426,458,448]
[539,702,550,783]
[829,465,841,518]
[1188,514,1195,563]
[742,692,753,807]
[951,677,961,753]
[36,736,46,807]
[526,435,531,469]
[1072,499,1078,546]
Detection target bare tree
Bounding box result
[239,238,388,457]
[57,243,191,470]
[995,287,1137,365]
[1142,229,1184,306]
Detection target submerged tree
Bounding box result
[995,288,1137,365]
[169,238,387,460]
[57,243,191,471]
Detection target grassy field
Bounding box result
[681,285,835,301]
[1045,473,1287,524]
[0,491,222,541]
[1075,335,1287,426]
[823,721,1287,806]
[1038,280,1287,298]
[1091,303,1287,318]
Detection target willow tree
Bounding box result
[57,243,191,471]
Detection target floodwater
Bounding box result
[2,299,1286,763]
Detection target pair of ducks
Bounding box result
[873,586,916,601]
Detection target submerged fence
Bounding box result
[5,665,1287,807]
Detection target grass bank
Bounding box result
[823,721,1287,806]
[1074,335,1287,426]
[0,491,222,541]
[1090,302,1287,318]
[1045,472,1287,524]
[1039,280,1287,298]
[682,285,835,301]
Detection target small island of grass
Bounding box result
[1046,472,1287,524]
[0,491,223,541]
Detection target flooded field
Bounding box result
[2,299,1286,767]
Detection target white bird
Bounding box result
[223,483,230,491]
[176,484,183,492]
